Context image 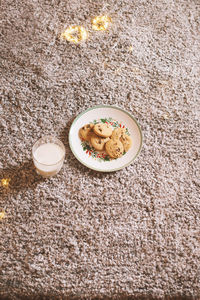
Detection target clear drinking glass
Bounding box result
[32,136,66,178]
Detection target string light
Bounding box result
[0,210,5,220]
[1,178,10,188]
[61,26,88,43]
[92,16,112,31]
[128,46,133,52]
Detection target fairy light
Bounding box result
[92,16,112,31]
[61,26,88,43]
[128,46,133,52]
[1,178,10,188]
[0,210,5,220]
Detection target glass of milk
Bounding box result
[32,136,66,177]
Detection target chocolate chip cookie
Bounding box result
[112,128,132,152]
[120,133,132,152]
[111,128,126,140]
[79,124,94,141]
[93,123,112,138]
[90,134,110,151]
[105,139,124,158]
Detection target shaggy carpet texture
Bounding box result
[0,0,200,299]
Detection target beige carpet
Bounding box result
[0,0,200,299]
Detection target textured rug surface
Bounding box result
[0,0,200,299]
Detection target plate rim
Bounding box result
[68,105,143,172]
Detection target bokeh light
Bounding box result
[1,178,10,188]
[61,26,88,43]
[92,16,112,31]
[0,211,5,220]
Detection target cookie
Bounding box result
[111,128,126,140]
[90,134,110,151]
[120,133,132,152]
[93,123,112,138]
[79,124,94,141]
[105,139,124,158]
[112,128,132,152]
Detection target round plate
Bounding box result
[69,105,143,172]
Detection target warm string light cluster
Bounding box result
[0,210,5,220]
[0,179,9,221]
[61,16,112,43]
[92,16,112,31]
[1,178,10,188]
[61,26,88,43]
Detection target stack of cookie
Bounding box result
[79,123,132,159]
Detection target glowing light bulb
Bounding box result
[128,46,133,52]
[0,211,5,220]
[61,26,88,43]
[1,178,10,188]
[92,16,112,31]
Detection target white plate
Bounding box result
[69,105,143,172]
